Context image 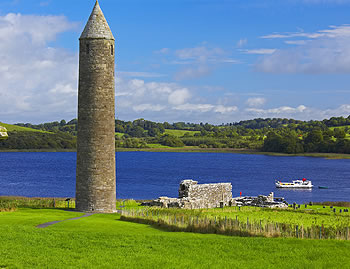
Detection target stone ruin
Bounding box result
[143,179,288,209]
[232,192,288,209]
[143,179,232,209]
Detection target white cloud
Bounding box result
[175,46,225,62]
[241,49,276,55]
[0,13,78,123]
[133,104,166,112]
[256,25,350,73]
[174,103,215,113]
[174,66,211,80]
[246,97,266,107]
[214,105,238,114]
[153,45,239,81]
[284,40,308,45]
[115,76,240,123]
[261,25,350,40]
[246,105,307,115]
[173,103,238,114]
[242,104,350,122]
[0,13,77,46]
[168,89,191,105]
[154,48,170,54]
[117,71,166,78]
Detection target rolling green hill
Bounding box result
[0,122,76,150]
[0,122,48,133]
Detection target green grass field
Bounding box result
[136,205,350,229]
[164,129,200,137]
[0,122,48,133]
[115,132,124,138]
[1,208,350,268]
[146,143,172,148]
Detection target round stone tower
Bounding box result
[76,0,116,213]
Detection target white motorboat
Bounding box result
[275,178,313,188]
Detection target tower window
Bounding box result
[111,45,114,56]
[86,44,90,54]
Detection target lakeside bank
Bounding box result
[1,147,350,159]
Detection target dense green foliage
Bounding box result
[0,208,349,268]
[1,115,349,154]
[0,131,76,150]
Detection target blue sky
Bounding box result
[1,0,350,124]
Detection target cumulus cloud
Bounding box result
[115,76,240,123]
[0,13,78,123]
[168,89,191,105]
[256,25,350,73]
[243,104,350,122]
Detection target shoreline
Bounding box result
[0,147,349,159]
[1,196,349,205]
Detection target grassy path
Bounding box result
[36,213,94,228]
[0,208,350,268]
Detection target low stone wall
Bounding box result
[232,192,288,208]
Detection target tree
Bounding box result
[160,135,184,147]
[334,128,346,139]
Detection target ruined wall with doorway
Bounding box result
[179,180,232,208]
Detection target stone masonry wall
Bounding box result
[179,180,232,208]
[76,3,116,213]
[144,180,233,209]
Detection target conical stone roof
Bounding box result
[80,0,115,40]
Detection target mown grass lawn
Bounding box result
[0,208,350,268]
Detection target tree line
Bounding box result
[4,115,350,153]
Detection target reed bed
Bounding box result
[120,208,350,240]
[0,196,75,211]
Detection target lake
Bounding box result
[0,151,349,204]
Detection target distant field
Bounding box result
[146,143,172,148]
[164,129,200,137]
[329,125,350,131]
[115,132,124,138]
[0,122,48,133]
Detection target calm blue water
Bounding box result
[0,152,349,204]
